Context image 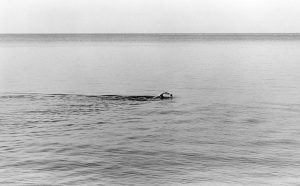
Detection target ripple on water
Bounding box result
[1,92,300,185]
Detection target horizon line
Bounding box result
[1,33,300,35]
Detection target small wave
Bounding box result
[243,118,263,124]
[0,94,35,99]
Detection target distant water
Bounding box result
[1,34,300,186]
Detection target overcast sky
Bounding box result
[0,0,300,33]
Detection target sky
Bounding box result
[0,0,300,33]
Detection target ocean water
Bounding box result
[0,34,300,186]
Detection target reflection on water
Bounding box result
[1,36,300,185]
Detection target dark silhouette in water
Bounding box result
[7,92,173,101]
[101,92,173,101]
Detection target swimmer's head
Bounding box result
[159,92,173,99]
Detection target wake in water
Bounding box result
[0,92,173,101]
[101,92,173,101]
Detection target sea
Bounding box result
[0,34,300,186]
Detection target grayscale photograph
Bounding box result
[0,0,300,185]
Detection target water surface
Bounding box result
[1,34,300,185]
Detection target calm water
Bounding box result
[1,34,300,185]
